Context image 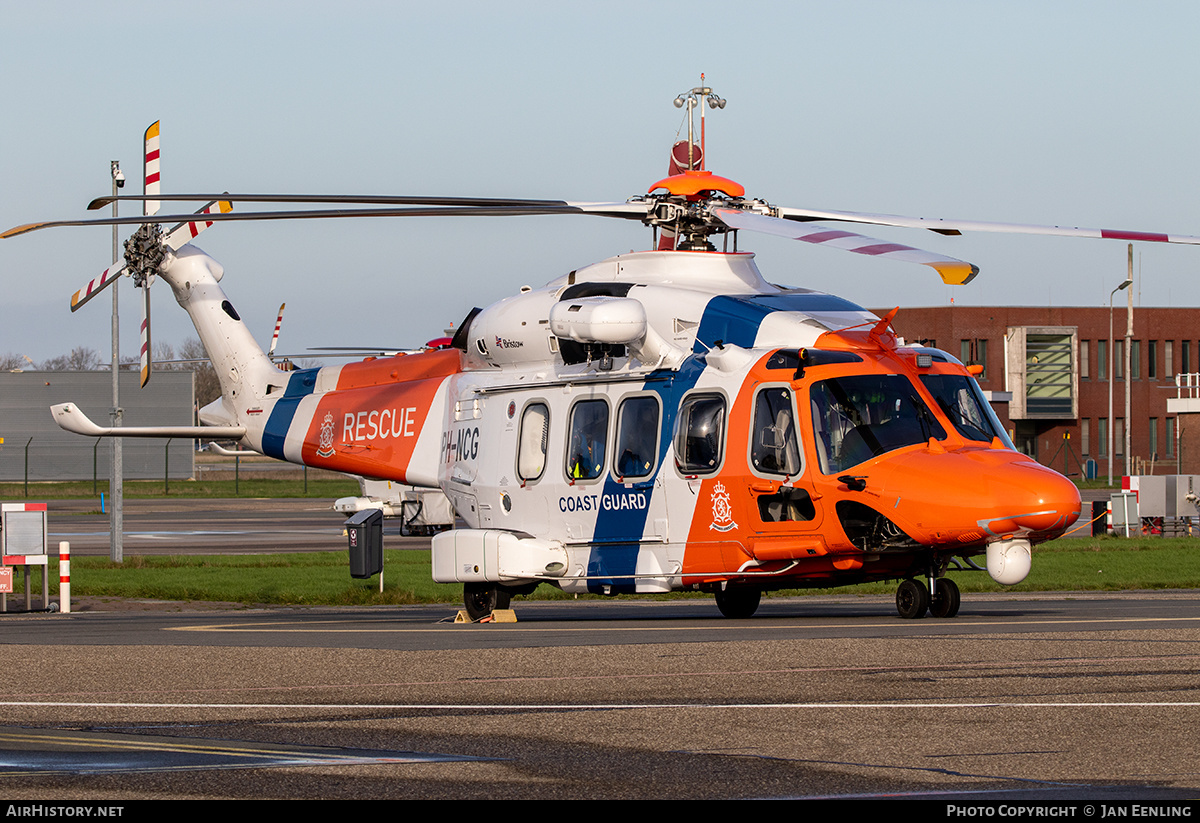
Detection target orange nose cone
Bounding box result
[882,448,1081,545]
[1009,464,1082,537]
[979,457,1081,539]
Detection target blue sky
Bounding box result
[3,0,1199,362]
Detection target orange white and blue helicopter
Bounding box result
[9,85,1200,620]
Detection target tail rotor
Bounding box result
[65,122,231,387]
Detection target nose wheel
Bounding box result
[895,577,960,619]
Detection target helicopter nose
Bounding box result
[880,448,1081,544]
[975,456,1082,539]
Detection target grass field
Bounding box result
[0,477,359,500]
[2,479,1192,608]
[6,535,1197,609]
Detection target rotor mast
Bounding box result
[655,81,743,251]
[673,76,726,171]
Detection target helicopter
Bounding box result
[10,86,1200,621]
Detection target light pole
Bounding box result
[1108,271,1132,485]
[110,160,124,563]
[1124,244,1134,480]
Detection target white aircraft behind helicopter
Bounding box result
[9,85,1200,621]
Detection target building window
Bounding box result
[1184,341,1191,375]
[1099,339,1108,380]
[1167,418,1175,456]
[1098,417,1108,457]
[1081,418,1090,456]
[1149,341,1157,379]
[1115,341,1124,379]
[1166,340,1174,378]
[1131,340,1141,380]
[1149,417,1158,459]
[1025,333,1073,416]
[1081,340,1090,379]
[960,338,988,380]
[1115,418,1125,457]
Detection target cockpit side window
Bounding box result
[750,386,801,477]
[673,393,726,475]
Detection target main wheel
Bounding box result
[715,587,761,619]
[463,583,511,621]
[930,577,960,618]
[895,578,930,619]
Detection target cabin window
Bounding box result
[673,393,726,475]
[750,386,801,476]
[566,399,608,481]
[517,402,549,482]
[614,396,659,479]
[809,375,945,474]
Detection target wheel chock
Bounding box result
[453,608,518,624]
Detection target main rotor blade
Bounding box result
[87,193,579,210]
[714,208,979,285]
[776,206,1200,247]
[4,203,645,238]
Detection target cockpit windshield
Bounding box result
[810,374,946,474]
[920,374,1013,447]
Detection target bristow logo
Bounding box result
[316,412,336,458]
[494,336,523,349]
[709,481,737,532]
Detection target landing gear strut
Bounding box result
[463,583,511,621]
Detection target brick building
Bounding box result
[884,306,1200,478]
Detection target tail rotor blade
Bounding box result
[139,285,152,387]
[70,260,127,312]
[143,121,160,217]
[162,199,234,250]
[269,302,286,358]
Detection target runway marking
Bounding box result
[0,727,478,776]
[1,700,1199,710]
[166,614,1200,634]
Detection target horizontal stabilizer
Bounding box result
[50,403,246,439]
